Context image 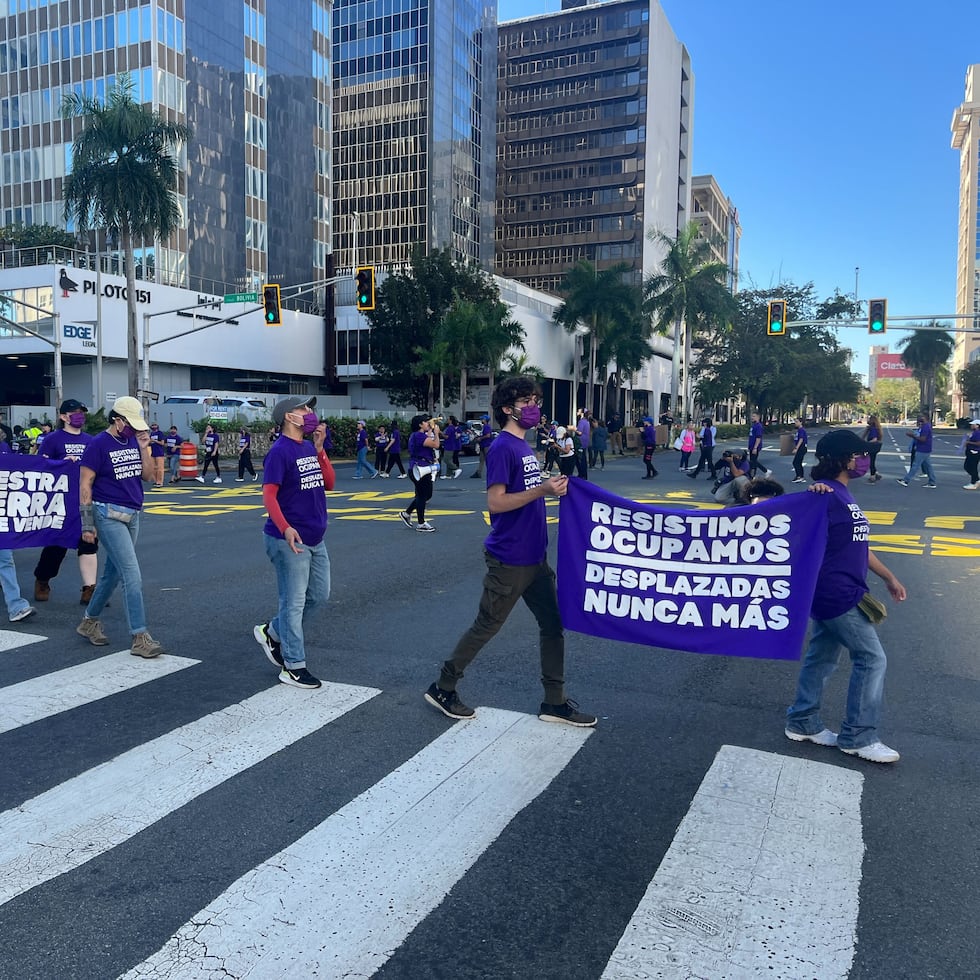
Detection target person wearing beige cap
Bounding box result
[963,419,980,489]
[76,395,165,658]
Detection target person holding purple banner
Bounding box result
[424,375,596,728]
[76,396,164,659]
[785,428,906,764]
[32,398,98,606]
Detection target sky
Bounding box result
[496,0,980,380]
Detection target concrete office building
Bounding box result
[691,174,740,294]
[494,0,692,296]
[951,63,980,418]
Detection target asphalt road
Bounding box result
[0,426,977,979]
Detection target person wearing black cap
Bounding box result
[32,399,98,605]
[641,416,658,479]
[471,414,493,479]
[785,428,906,764]
[253,395,335,689]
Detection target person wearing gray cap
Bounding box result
[76,395,164,658]
[253,395,335,689]
[785,428,906,764]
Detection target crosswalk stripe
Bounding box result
[0,651,200,735]
[123,708,592,979]
[0,628,45,654]
[601,745,864,980]
[0,681,379,907]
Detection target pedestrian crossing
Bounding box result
[0,628,865,979]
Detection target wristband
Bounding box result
[80,503,95,533]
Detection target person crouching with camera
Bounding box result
[713,450,750,505]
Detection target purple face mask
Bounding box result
[120,424,136,439]
[68,412,86,428]
[513,404,541,429]
[301,412,319,434]
[851,455,871,478]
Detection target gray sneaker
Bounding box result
[131,631,164,658]
[76,616,109,646]
[785,727,838,746]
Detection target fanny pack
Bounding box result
[857,592,887,625]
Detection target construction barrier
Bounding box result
[178,442,199,480]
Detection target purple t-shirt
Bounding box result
[749,421,764,453]
[80,431,145,510]
[811,479,869,620]
[408,430,435,466]
[642,423,656,448]
[443,424,461,451]
[917,422,933,453]
[483,430,547,566]
[204,432,219,454]
[238,432,251,451]
[40,428,93,461]
[165,432,182,456]
[577,417,591,448]
[388,429,401,454]
[148,428,166,457]
[795,426,807,447]
[262,436,328,546]
[357,428,369,451]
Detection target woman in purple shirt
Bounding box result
[791,418,808,483]
[398,415,440,531]
[76,396,164,658]
[384,421,406,478]
[861,414,883,482]
[441,415,463,479]
[786,428,906,764]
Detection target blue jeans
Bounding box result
[910,451,936,484]
[168,454,181,480]
[86,503,147,635]
[786,605,888,749]
[355,446,377,477]
[263,534,330,669]
[0,549,31,619]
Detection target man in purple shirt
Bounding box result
[424,376,596,728]
[786,429,906,763]
[747,412,769,477]
[471,415,495,479]
[897,413,936,487]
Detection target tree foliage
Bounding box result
[367,248,522,411]
[61,74,190,397]
[956,360,980,406]
[898,327,956,414]
[0,224,78,263]
[693,282,860,418]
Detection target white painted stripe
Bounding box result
[123,708,592,979]
[602,745,864,980]
[0,652,200,735]
[0,628,45,654]
[0,681,379,907]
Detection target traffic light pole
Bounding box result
[786,313,979,332]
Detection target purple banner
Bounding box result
[556,480,829,661]
[0,456,81,550]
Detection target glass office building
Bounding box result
[0,0,331,295]
[495,0,692,295]
[331,0,496,272]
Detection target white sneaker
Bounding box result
[785,728,838,746]
[415,521,436,532]
[963,483,979,490]
[213,477,222,484]
[9,606,36,623]
[234,477,245,482]
[252,474,259,482]
[453,469,463,478]
[397,473,408,479]
[195,476,204,483]
[840,741,899,763]
[440,475,450,479]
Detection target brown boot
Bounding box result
[80,584,95,605]
[34,579,50,601]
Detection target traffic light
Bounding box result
[262,284,282,325]
[355,266,375,312]
[767,300,786,336]
[868,298,887,335]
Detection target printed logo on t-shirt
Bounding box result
[521,450,542,491]
[296,454,325,490]
[62,442,88,458]
[847,502,869,542]
[109,447,143,481]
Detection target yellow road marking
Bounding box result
[869,534,926,555]
[924,515,980,531]
[864,510,898,526]
[930,536,980,557]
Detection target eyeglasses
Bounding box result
[515,396,541,407]
[850,452,869,459]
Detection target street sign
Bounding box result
[223,292,258,304]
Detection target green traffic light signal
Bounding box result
[355,267,375,312]
[767,300,786,336]
[868,299,887,335]
[262,284,282,325]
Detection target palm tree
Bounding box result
[61,74,191,398]
[643,223,735,419]
[554,260,633,416]
[898,327,955,418]
[439,297,485,418]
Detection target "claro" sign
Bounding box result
[875,354,913,379]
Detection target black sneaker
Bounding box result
[424,682,475,719]
[538,699,597,728]
[253,623,284,668]
[279,666,322,689]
